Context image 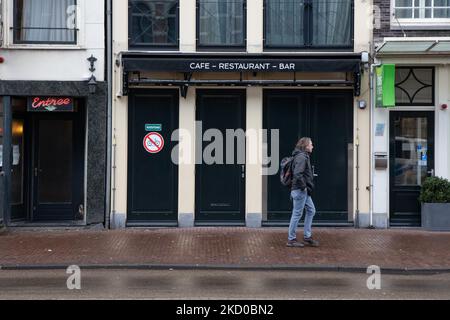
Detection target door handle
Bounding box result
[241,165,245,179]
[34,168,42,177]
[427,169,435,177]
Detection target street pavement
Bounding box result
[0,227,449,271]
[0,269,449,300]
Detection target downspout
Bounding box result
[2,96,12,227]
[370,59,382,229]
[105,0,113,229]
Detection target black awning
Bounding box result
[122,53,362,73]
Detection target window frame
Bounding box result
[391,0,450,29]
[12,0,79,45]
[262,0,354,51]
[196,0,247,51]
[128,0,180,50]
[395,66,435,107]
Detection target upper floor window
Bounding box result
[264,0,353,50]
[129,0,179,49]
[197,0,246,49]
[14,0,77,44]
[394,0,450,19]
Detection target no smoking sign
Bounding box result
[143,132,165,154]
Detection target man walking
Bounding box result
[287,137,320,248]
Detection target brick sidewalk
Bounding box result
[0,228,449,271]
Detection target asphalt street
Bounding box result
[0,269,449,300]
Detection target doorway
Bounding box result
[195,90,246,223]
[127,89,179,223]
[389,111,435,226]
[264,90,354,223]
[7,98,85,222]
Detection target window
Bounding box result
[395,67,435,106]
[129,0,179,49]
[13,0,77,44]
[394,0,450,19]
[264,0,353,49]
[197,0,245,49]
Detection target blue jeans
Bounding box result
[288,189,316,241]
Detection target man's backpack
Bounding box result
[280,156,294,187]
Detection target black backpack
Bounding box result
[280,156,294,187]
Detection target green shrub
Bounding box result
[419,176,450,203]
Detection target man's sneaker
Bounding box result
[303,237,320,247]
[286,239,305,248]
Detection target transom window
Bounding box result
[197,0,246,49]
[129,0,179,49]
[13,0,77,44]
[394,0,450,19]
[395,67,435,106]
[264,0,353,49]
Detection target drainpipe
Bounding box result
[370,60,382,229]
[105,0,113,229]
[2,96,12,227]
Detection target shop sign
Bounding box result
[145,124,162,132]
[28,97,74,112]
[376,64,396,108]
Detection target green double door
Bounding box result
[264,90,353,223]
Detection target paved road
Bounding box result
[0,269,449,300]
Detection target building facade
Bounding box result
[372,0,450,227]
[0,0,107,226]
[111,0,373,228]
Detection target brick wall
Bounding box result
[374,0,449,44]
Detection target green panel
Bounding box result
[376,64,396,108]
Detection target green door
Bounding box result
[264,90,353,223]
[195,90,246,223]
[127,89,179,223]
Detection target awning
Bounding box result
[377,40,450,54]
[121,52,363,97]
[122,52,362,73]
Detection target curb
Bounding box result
[1,264,450,275]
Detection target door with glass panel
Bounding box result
[389,111,434,226]
[31,113,84,221]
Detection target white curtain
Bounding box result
[199,0,244,45]
[21,0,75,42]
[312,0,352,46]
[266,0,304,46]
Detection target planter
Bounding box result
[421,203,450,231]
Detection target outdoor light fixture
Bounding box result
[88,75,97,94]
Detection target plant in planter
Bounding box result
[419,176,450,231]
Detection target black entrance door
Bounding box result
[31,112,85,221]
[196,90,246,222]
[264,90,353,223]
[389,111,435,226]
[128,89,179,223]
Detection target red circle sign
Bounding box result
[143,132,165,154]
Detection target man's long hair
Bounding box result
[296,137,312,151]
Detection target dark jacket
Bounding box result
[291,148,314,193]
